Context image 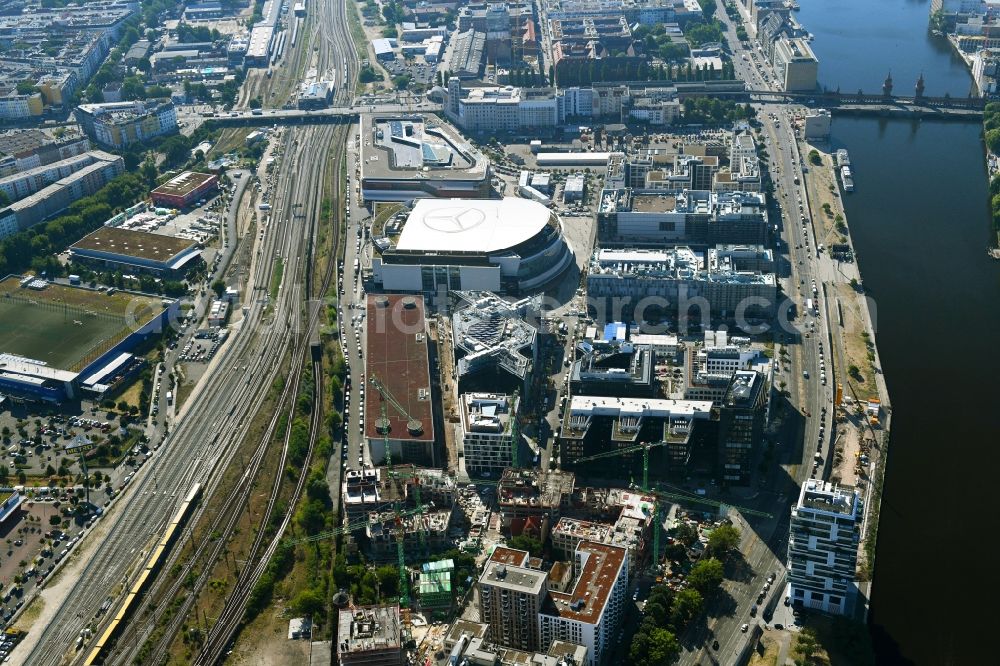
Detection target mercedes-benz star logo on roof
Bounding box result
[422,207,487,234]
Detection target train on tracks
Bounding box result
[83,483,202,665]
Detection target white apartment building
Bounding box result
[772,36,819,92]
[460,393,519,476]
[538,541,629,666]
[478,541,628,666]
[787,480,862,616]
[0,151,116,203]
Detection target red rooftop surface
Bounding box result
[489,546,530,567]
[543,541,627,625]
[364,294,435,444]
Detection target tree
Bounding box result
[509,534,543,557]
[291,587,325,616]
[673,522,698,547]
[669,587,703,631]
[248,96,262,109]
[686,557,724,597]
[987,128,1000,154]
[794,627,821,663]
[629,627,681,666]
[706,523,740,560]
[211,279,226,298]
[698,0,717,19]
[160,135,192,166]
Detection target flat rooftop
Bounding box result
[480,556,546,596]
[336,605,402,655]
[364,295,435,443]
[632,194,677,213]
[798,480,860,517]
[490,546,529,567]
[544,541,627,625]
[567,395,713,419]
[151,171,216,197]
[71,226,197,263]
[361,114,488,182]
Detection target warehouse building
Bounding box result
[70,226,201,276]
[364,294,437,465]
[0,276,178,403]
[150,171,218,208]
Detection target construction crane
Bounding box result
[572,440,669,491]
[571,441,772,569]
[370,373,425,470]
[572,441,669,565]
[510,390,520,469]
[645,485,773,520]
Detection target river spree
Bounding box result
[796,1,1000,664]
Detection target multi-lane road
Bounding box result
[674,6,846,663]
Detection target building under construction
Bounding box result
[337,604,403,666]
[342,465,458,524]
[497,468,576,524]
[365,505,455,562]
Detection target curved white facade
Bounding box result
[375,197,574,293]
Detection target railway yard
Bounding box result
[0,0,889,665]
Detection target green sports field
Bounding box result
[0,277,163,371]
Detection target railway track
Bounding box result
[100,122,336,665]
[21,1,359,663]
[193,2,359,661]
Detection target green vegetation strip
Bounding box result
[270,257,284,300]
[986,102,1000,244]
[347,1,368,60]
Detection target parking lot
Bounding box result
[382,56,436,87]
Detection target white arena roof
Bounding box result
[397,198,553,254]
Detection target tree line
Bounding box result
[0,171,154,279]
[555,59,736,87]
[984,102,1000,237]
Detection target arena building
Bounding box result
[70,226,202,276]
[0,276,177,403]
[150,171,218,208]
[372,198,574,294]
[359,115,492,203]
